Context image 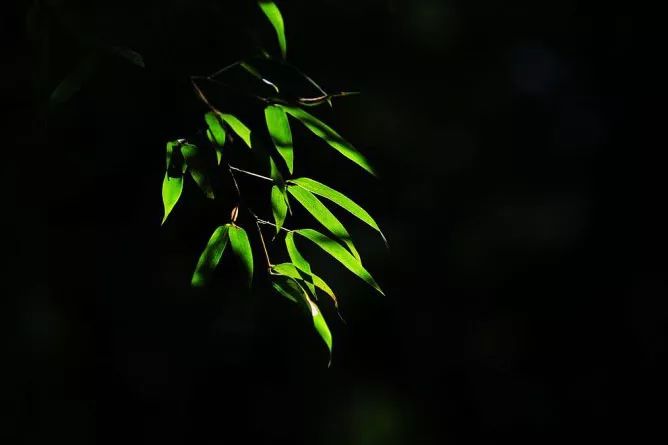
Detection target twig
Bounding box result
[257,219,292,233]
[229,166,273,182]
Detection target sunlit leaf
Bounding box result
[265,105,294,174]
[205,112,227,146]
[288,186,360,261]
[284,231,315,295]
[258,1,287,59]
[279,106,375,175]
[221,114,252,149]
[229,225,254,287]
[206,129,224,165]
[308,299,333,364]
[272,261,337,306]
[181,143,215,199]
[191,225,230,287]
[289,177,387,246]
[270,273,333,362]
[161,173,183,225]
[295,229,384,295]
[271,185,288,233]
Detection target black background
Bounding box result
[6,0,664,444]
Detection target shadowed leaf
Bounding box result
[50,54,99,105]
[221,114,252,149]
[161,173,184,225]
[181,144,215,199]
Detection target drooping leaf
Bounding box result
[221,114,252,149]
[295,229,384,295]
[289,177,387,246]
[161,173,184,225]
[229,225,254,287]
[241,61,280,93]
[265,105,294,174]
[258,1,287,59]
[271,185,288,233]
[50,53,99,105]
[191,225,230,287]
[272,274,301,303]
[288,186,360,261]
[284,231,316,295]
[181,143,215,199]
[272,261,337,306]
[204,112,227,146]
[270,273,333,362]
[308,299,333,364]
[280,105,376,176]
[206,129,224,165]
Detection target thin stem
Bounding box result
[257,219,292,233]
[229,166,273,182]
[226,162,273,268]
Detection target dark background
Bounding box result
[6,0,664,444]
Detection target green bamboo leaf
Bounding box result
[265,105,294,174]
[181,144,215,199]
[161,173,184,225]
[258,1,287,59]
[271,185,288,233]
[191,225,230,287]
[288,186,360,261]
[272,274,301,303]
[206,129,224,165]
[289,177,387,246]
[204,112,227,146]
[270,273,333,362]
[285,231,316,296]
[229,225,254,287]
[309,299,333,364]
[280,105,376,176]
[295,229,384,295]
[221,114,252,149]
[272,262,337,306]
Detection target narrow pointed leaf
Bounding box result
[204,112,227,146]
[280,105,375,175]
[241,61,280,93]
[108,46,145,68]
[272,262,337,306]
[270,274,333,361]
[285,231,316,296]
[265,105,294,174]
[290,177,387,246]
[206,129,224,165]
[161,173,184,225]
[295,229,384,295]
[221,114,252,149]
[271,185,288,233]
[191,225,230,287]
[288,186,360,261]
[181,144,215,199]
[309,299,332,363]
[229,225,254,287]
[272,274,301,303]
[258,1,287,59]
